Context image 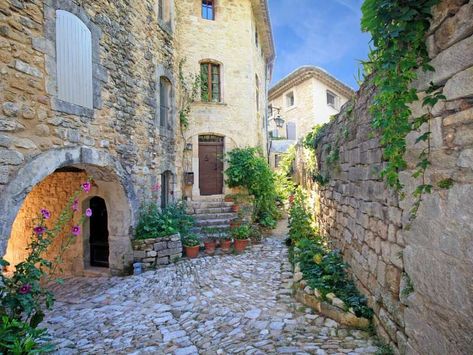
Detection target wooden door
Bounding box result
[199,136,224,195]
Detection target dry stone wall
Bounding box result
[294,1,473,354]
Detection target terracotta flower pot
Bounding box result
[224,196,233,202]
[231,204,240,213]
[234,239,249,253]
[230,220,241,229]
[204,240,216,255]
[220,239,232,252]
[185,245,200,259]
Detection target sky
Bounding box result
[269,0,371,90]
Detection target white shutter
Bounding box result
[286,122,297,140]
[56,10,93,109]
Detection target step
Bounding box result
[191,225,231,236]
[189,201,233,208]
[194,212,237,221]
[196,218,236,227]
[191,195,225,202]
[192,207,233,214]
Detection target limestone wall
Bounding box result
[294,1,473,354]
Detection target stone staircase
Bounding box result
[186,196,238,237]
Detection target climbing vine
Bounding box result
[361,0,444,219]
[177,60,201,130]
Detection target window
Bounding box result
[161,171,173,209]
[255,75,260,112]
[286,122,297,140]
[275,154,281,168]
[157,0,171,25]
[327,90,338,109]
[268,104,273,117]
[202,0,215,20]
[56,10,93,109]
[160,77,172,129]
[200,62,221,102]
[255,27,259,47]
[286,91,295,107]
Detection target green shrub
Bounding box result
[182,234,200,247]
[135,202,195,239]
[288,188,316,242]
[0,316,54,354]
[231,224,251,240]
[225,147,279,226]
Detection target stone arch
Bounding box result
[0,147,138,276]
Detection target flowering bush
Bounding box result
[0,179,93,353]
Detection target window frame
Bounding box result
[327,90,338,109]
[202,0,215,21]
[200,61,221,103]
[159,76,172,130]
[286,91,295,108]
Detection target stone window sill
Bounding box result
[53,98,94,118]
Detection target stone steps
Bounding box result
[187,198,237,237]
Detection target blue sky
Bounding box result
[269,0,371,89]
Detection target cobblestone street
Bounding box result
[44,223,378,354]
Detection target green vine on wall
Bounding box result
[177,60,201,130]
[361,0,444,220]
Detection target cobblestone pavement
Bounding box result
[44,222,378,354]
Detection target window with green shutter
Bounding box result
[200,62,221,102]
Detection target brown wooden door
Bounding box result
[199,138,224,195]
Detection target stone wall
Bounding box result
[0,0,180,274]
[132,234,182,270]
[294,1,473,354]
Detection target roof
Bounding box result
[251,0,275,63]
[270,140,296,154]
[269,66,355,100]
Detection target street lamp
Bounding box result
[270,106,285,128]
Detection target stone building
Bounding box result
[268,66,353,169]
[176,0,274,198]
[0,0,274,276]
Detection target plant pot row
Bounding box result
[184,238,250,258]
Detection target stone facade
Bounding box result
[293,2,473,354]
[132,234,182,270]
[175,0,274,198]
[0,0,273,275]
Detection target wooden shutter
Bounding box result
[286,122,297,140]
[56,10,93,109]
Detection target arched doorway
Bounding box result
[89,197,109,268]
[199,135,224,195]
[0,147,137,276]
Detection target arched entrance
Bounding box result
[0,147,137,276]
[89,197,109,268]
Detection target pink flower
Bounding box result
[19,284,32,295]
[85,208,92,217]
[152,183,161,192]
[71,225,81,236]
[33,226,46,235]
[72,199,79,212]
[82,182,91,193]
[40,209,50,219]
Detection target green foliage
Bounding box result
[293,238,373,319]
[361,0,443,220]
[182,234,200,247]
[0,180,93,353]
[374,339,395,355]
[275,145,296,202]
[177,60,202,129]
[303,124,328,150]
[231,224,251,240]
[288,188,317,243]
[401,272,415,298]
[135,202,195,239]
[437,178,454,189]
[225,147,279,226]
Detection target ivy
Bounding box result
[361,0,444,220]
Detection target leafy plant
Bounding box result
[288,187,317,243]
[182,234,200,247]
[231,224,251,240]
[177,59,202,129]
[225,147,279,226]
[361,0,443,219]
[437,178,453,189]
[135,202,195,240]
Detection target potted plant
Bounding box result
[202,227,217,255]
[224,194,234,203]
[231,223,251,253]
[219,232,232,252]
[230,218,242,229]
[183,234,200,258]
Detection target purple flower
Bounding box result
[82,182,91,193]
[33,226,46,235]
[40,209,51,219]
[152,183,161,192]
[71,225,81,236]
[19,284,31,295]
[72,199,79,212]
[85,208,92,217]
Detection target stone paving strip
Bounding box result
[44,231,378,354]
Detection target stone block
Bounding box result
[154,242,167,251]
[147,250,157,257]
[385,265,401,295]
[457,148,473,168]
[156,257,169,265]
[167,241,181,249]
[133,250,146,259]
[0,148,24,165]
[444,66,473,100]
[142,257,155,263]
[434,2,473,52]
[14,59,42,78]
